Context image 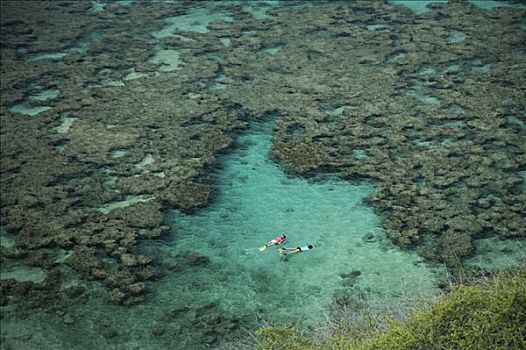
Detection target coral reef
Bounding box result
[1,0,524,317]
[0,0,247,306]
[259,1,526,272]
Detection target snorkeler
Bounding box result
[259,234,287,251]
[278,244,314,256]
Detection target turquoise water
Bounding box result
[140,119,444,330]
[389,0,525,14]
[388,0,447,15]
[0,119,442,349]
[1,1,525,349]
[465,237,526,270]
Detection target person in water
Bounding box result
[278,244,314,256]
[265,234,286,248]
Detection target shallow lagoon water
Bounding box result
[141,120,444,329]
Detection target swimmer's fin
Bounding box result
[259,245,267,251]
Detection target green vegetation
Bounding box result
[254,267,526,350]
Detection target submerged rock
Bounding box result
[176,251,211,267]
[120,253,152,267]
[63,313,75,325]
[110,288,126,304]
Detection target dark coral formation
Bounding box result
[1,0,247,306]
[1,0,524,313]
[206,1,526,270]
[260,1,526,270]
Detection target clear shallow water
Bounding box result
[141,119,444,329]
[389,0,526,14]
[465,237,526,270]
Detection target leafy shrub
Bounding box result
[255,267,526,350]
[360,267,526,350]
[255,326,314,350]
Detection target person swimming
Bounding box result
[278,244,314,256]
[259,234,287,251]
